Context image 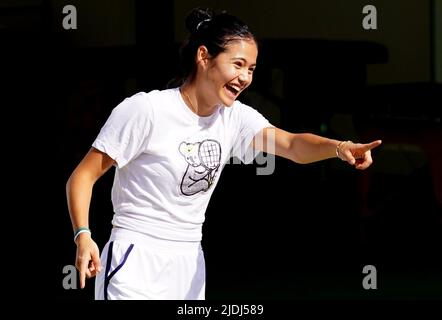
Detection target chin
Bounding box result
[220,94,237,107]
[223,100,235,107]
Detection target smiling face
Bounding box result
[197,39,258,107]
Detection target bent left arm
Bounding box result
[253,127,382,170]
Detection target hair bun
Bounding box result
[185,7,214,33]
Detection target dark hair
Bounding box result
[168,7,255,87]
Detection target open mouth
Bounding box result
[225,84,241,97]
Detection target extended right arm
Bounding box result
[66,147,115,288]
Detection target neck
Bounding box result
[180,83,217,117]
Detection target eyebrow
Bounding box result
[232,57,257,67]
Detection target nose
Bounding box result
[238,71,251,84]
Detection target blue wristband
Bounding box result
[74,227,91,242]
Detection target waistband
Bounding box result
[110,227,201,253]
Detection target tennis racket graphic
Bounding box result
[179,139,222,196]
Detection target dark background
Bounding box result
[2,0,441,302]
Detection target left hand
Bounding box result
[338,140,382,170]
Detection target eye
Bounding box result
[234,61,243,68]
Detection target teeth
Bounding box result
[227,84,240,94]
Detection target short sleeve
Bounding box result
[92,92,153,168]
[231,102,273,164]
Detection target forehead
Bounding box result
[221,39,258,62]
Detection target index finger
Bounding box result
[361,140,382,152]
[79,258,89,289]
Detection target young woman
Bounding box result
[66,7,381,300]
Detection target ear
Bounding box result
[196,45,210,67]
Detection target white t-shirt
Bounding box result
[92,88,272,241]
